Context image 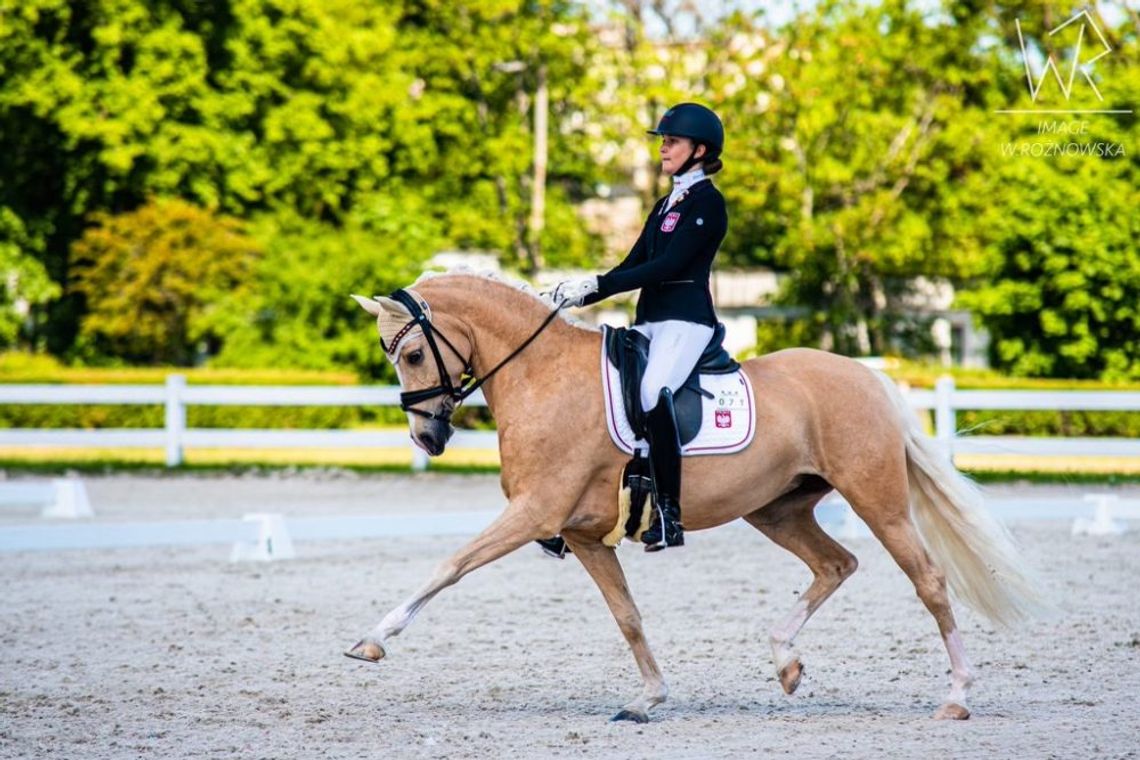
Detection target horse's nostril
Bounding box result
[419,432,437,451]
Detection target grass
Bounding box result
[954,453,1140,476]
[964,469,1140,485]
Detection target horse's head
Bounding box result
[352,289,473,456]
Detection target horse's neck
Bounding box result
[425,278,595,412]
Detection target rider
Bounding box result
[551,102,728,552]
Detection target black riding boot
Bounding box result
[535,535,570,558]
[641,388,684,551]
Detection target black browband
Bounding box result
[383,288,566,422]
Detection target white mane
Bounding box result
[413,266,601,332]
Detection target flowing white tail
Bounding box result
[876,373,1047,626]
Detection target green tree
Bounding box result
[1,0,603,360]
[0,207,60,348]
[70,198,261,365]
[707,1,1006,355]
[954,1,1140,378]
[213,191,444,379]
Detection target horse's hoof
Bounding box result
[778,659,804,695]
[344,639,385,663]
[610,709,650,724]
[933,702,970,720]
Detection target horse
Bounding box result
[345,270,1043,723]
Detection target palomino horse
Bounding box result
[346,271,1042,723]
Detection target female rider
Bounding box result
[551,102,728,552]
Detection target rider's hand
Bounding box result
[551,276,599,307]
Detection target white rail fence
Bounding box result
[1,375,1139,469]
[0,376,492,470]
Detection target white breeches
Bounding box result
[632,320,715,412]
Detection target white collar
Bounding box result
[664,167,706,211]
[672,166,706,193]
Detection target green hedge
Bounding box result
[0,404,375,430]
[888,361,1140,438]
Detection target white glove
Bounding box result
[551,276,599,307]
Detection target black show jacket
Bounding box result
[582,179,727,326]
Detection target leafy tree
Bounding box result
[70,198,260,365]
[956,159,1140,378]
[1,0,602,362]
[705,1,1006,355]
[5,0,1137,379]
[213,191,444,379]
[954,1,1140,378]
[0,207,60,348]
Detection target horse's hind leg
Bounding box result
[841,474,974,720]
[745,479,858,695]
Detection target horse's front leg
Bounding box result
[345,503,544,662]
[563,535,668,723]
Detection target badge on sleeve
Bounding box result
[660,212,680,232]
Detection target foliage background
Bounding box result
[1,0,1137,381]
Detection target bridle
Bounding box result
[381,288,566,423]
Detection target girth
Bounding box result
[603,323,738,445]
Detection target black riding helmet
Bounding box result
[647,102,724,174]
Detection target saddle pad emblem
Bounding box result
[601,345,756,457]
[660,212,680,232]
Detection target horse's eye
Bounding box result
[407,349,424,366]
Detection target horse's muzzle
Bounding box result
[415,423,454,456]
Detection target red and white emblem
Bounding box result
[660,212,680,232]
[715,410,732,428]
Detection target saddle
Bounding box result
[604,323,739,445]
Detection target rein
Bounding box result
[384,288,566,422]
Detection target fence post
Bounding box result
[411,443,429,472]
[934,375,955,454]
[165,374,186,467]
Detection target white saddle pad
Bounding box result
[601,342,756,457]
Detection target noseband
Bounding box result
[383,288,566,422]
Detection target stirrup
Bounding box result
[641,501,684,552]
[536,536,570,559]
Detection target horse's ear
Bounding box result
[351,294,382,316]
[351,294,409,319]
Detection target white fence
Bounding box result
[1,375,1139,468]
[0,375,493,470]
[910,377,1140,458]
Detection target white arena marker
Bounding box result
[230,513,296,562]
[0,479,93,519]
[1071,494,1126,536]
[42,479,94,519]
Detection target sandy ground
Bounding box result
[2,473,1139,759]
